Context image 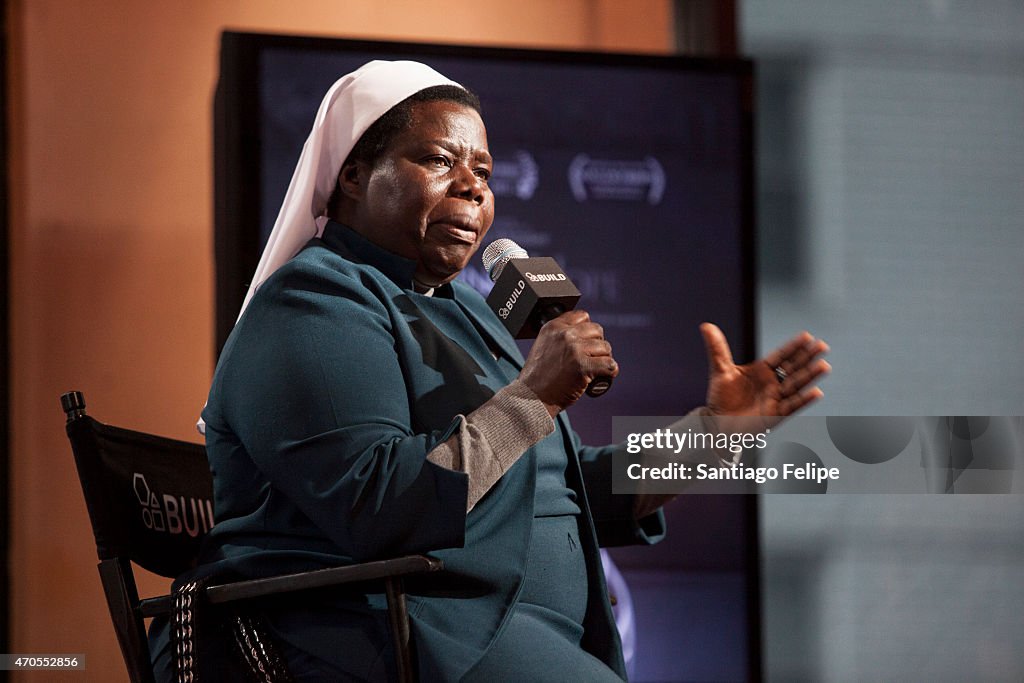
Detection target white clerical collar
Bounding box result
[412,280,435,296]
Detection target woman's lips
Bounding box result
[432,216,479,244]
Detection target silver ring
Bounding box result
[774,366,788,384]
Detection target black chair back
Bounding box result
[64,391,213,578]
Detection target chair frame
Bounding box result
[62,390,442,683]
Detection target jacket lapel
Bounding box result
[452,285,524,369]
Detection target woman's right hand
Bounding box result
[518,310,619,418]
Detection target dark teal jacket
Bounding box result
[189,222,664,680]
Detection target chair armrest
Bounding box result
[139,554,443,618]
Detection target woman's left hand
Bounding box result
[700,322,830,420]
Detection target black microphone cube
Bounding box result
[485,257,581,339]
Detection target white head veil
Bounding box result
[238,59,462,318]
[199,60,461,434]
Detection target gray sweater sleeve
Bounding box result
[426,379,555,511]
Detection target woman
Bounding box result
[151,60,829,681]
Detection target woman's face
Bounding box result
[350,100,495,287]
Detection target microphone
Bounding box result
[482,239,613,397]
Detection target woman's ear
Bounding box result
[337,160,364,201]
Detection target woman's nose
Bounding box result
[448,165,486,205]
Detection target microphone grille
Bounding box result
[482,239,529,281]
